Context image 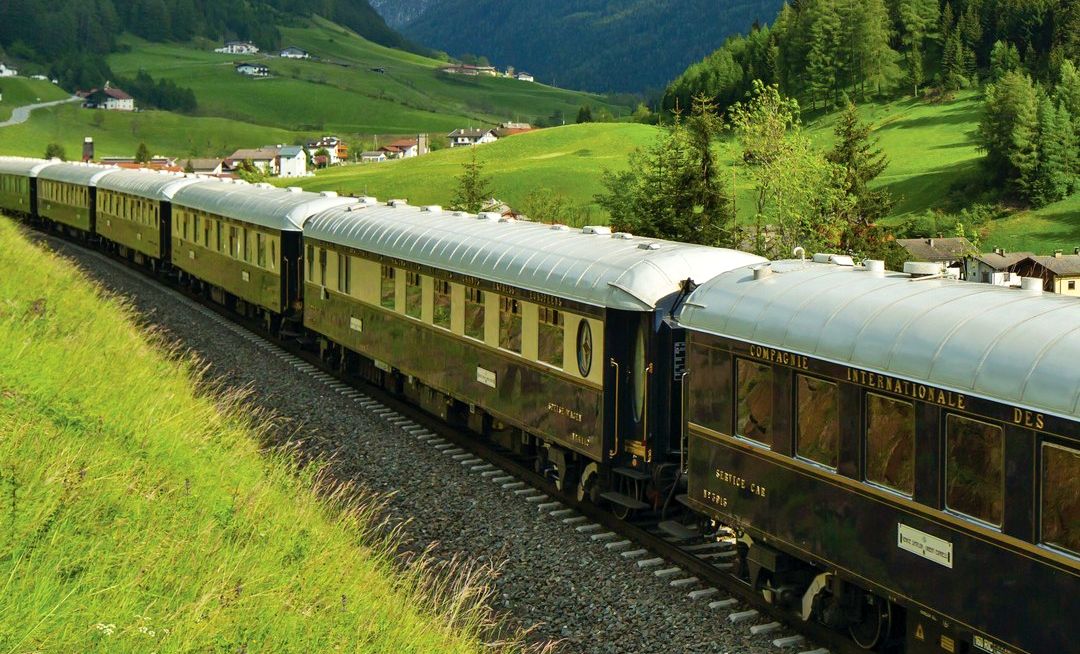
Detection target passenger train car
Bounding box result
[0,157,1075,654]
[678,259,1080,654]
[300,201,762,500]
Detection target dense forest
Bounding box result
[0,0,416,90]
[664,0,1080,207]
[392,0,786,92]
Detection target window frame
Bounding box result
[734,357,773,448]
[433,279,452,330]
[404,271,423,319]
[864,392,916,497]
[537,306,564,368]
[794,373,840,470]
[944,413,1005,528]
[1039,441,1080,557]
[499,296,522,354]
[464,287,485,341]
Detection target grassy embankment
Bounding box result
[0,217,529,653]
[0,77,71,121]
[0,16,625,159]
[297,90,1079,253]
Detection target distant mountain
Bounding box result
[372,0,785,92]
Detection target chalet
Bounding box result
[215,41,259,55]
[965,248,1034,286]
[280,47,310,59]
[896,237,975,279]
[183,158,225,175]
[236,63,270,77]
[379,136,428,159]
[81,84,135,111]
[277,145,307,178]
[101,156,177,168]
[448,128,497,148]
[226,147,280,175]
[360,151,387,163]
[306,136,347,164]
[515,72,534,82]
[440,65,498,77]
[1011,250,1080,296]
[0,64,17,78]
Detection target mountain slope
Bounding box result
[380,0,784,92]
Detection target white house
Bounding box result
[236,63,270,77]
[280,47,310,59]
[515,72,534,82]
[81,85,135,111]
[379,137,429,159]
[0,64,18,77]
[360,151,387,163]
[306,136,347,165]
[30,74,48,81]
[276,145,307,177]
[448,128,498,148]
[226,147,280,175]
[215,41,259,55]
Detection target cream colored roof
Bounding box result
[304,201,765,311]
[96,169,206,201]
[172,181,358,231]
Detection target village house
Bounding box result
[226,147,280,175]
[306,136,348,165]
[0,64,17,78]
[276,145,307,177]
[236,63,270,77]
[515,72,535,82]
[448,128,498,148]
[494,122,534,138]
[79,84,135,111]
[1011,250,1080,296]
[182,158,225,176]
[379,135,429,159]
[896,237,975,279]
[360,151,387,163]
[965,248,1034,287]
[215,41,259,55]
[280,47,310,59]
[101,156,178,168]
[440,64,498,77]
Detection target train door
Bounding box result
[605,310,655,464]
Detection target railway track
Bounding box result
[36,226,867,654]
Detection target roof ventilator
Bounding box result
[612,232,634,240]
[903,261,944,279]
[499,216,515,223]
[638,242,661,251]
[286,186,303,193]
[388,199,407,207]
[863,259,886,274]
[320,191,338,198]
[550,224,570,231]
[1020,277,1044,294]
[422,205,442,213]
[753,264,773,280]
[582,225,611,235]
[478,211,501,220]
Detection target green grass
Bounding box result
[289,122,660,220]
[0,103,311,159]
[0,217,529,653]
[0,78,70,121]
[105,17,624,136]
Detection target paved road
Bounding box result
[0,96,80,127]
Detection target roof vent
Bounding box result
[831,255,855,266]
[357,196,378,204]
[612,232,634,240]
[255,182,273,189]
[499,216,516,223]
[422,205,442,213]
[1020,277,1043,293]
[389,198,407,207]
[478,211,500,220]
[752,264,773,280]
[863,259,885,274]
[582,225,611,235]
[638,242,661,251]
[550,224,570,231]
[903,261,942,277]
[320,191,338,198]
[286,186,302,193]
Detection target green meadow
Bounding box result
[0,77,70,121]
[0,217,527,653]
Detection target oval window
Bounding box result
[576,319,593,377]
[632,323,646,422]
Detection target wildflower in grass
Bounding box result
[93,623,115,636]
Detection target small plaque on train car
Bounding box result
[476,367,496,388]
[897,523,953,568]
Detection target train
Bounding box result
[0,157,1075,654]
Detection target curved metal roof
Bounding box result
[97,169,206,201]
[677,261,1080,419]
[36,161,118,186]
[0,156,57,177]
[304,202,766,311]
[171,181,358,231]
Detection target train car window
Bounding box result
[736,359,773,447]
[380,266,396,310]
[405,272,423,318]
[433,280,451,329]
[499,297,522,354]
[318,248,327,286]
[796,375,840,469]
[203,218,210,247]
[632,324,647,423]
[216,222,223,252]
[1041,443,1080,556]
[229,226,237,258]
[306,244,314,281]
[465,288,485,340]
[946,415,1003,526]
[337,253,350,294]
[269,239,276,270]
[688,343,732,435]
[537,307,564,368]
[865,393,915,495]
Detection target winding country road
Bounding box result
[0,96,80,128]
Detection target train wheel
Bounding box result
[849,592,892,650]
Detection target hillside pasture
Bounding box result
[0,77,70,121]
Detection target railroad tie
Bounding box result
[687,587,718,600]
[669,576,699,588]
[727,609,759,623]
[771,635,805,649]
[708,598,738,610]
[749,622,781,636]
[620,548,648,558]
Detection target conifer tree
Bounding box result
[451,148,493,214]
[989,41,1021,81]
[806,0,842,109]
[942,31,968,90]
[827,101,894,230]
[135,142,151,164]
[1027,94,1070,205]
[979,71,1039,195]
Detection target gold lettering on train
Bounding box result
[547,402,584,423]
[568,432,593,447]
[748,344,809,370]
[1012,408,1045,430]
[846,368,967,410]
[713,468,767,498]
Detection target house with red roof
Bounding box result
[79,83,135,111]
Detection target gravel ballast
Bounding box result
[40,234,794,654]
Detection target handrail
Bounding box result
[679,370,689,473]
[608,358,619,457]
[642,362,654,462]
